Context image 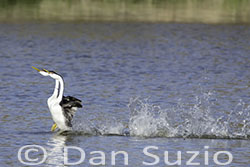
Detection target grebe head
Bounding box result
[32,66,62,80]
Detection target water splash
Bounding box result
[72,91,249,139]
[73,115,127,136]
[128,97,172,137]
[128,92,250,139]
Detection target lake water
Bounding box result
[0,1,250,167]
[0,22,249,167]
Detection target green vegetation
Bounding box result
[0,0,42,8]
[0,0,249,23]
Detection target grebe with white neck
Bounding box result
[32,66,82,132]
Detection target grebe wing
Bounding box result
[60,96,82,127]
[60,96,82,108]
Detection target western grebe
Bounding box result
[32,66,82,132]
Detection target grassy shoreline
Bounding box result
[0,0,249,24]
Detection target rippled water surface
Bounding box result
[0,23,250,166]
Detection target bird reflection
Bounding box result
[45,133,69,167]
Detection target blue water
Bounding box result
[0,23,249,166]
